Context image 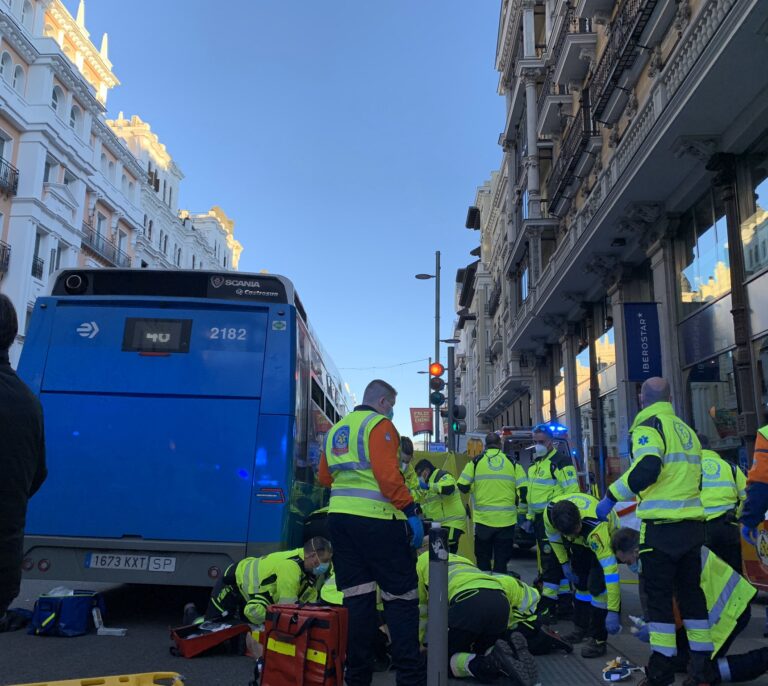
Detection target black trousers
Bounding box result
[328,513,425,686]
[640,520,714,686]
[570,545,608,642]
[534,514,565,617]
[474,523,515,573]
[447,527,463,555]
[204,563,244,621]
[448,588,510,682]
[704,513,742,573]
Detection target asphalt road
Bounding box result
[2,552,768,686]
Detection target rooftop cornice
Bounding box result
[91,117,144,179]
[0,12,39,63]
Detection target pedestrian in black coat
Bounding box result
[0,295,46,631]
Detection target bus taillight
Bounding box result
[37,559,51,572]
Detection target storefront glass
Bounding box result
[576,347,591,406]
[683,351,740,460]
[675,189,730,319]
[753,336,768,426]
[743,163,768,278]
[554,366,566,419]
[596,327,616,394]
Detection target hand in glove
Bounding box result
[561,562,578,586]
[596,496,615,521]
[741,524,758,546]
[418,478,429,490]
[520,519,534,535]
[403,504,424,549]
[605,611,622,635]
[633,623,650,643]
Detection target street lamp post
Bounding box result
[416,250,441,443]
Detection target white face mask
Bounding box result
[532,444,548,458]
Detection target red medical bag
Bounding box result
[260,603,348,686]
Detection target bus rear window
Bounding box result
[122,318,192,353]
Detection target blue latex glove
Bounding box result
[561,562,578,586]
[634,623,650,642]
[605,611,621,635]
[596,496,615,521]
[741,524,758,546]
[407,515,424,549]
[521,519,534,535]
[517,514,527,527]
[418,478,429,490]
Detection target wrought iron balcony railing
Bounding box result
[537,69,571,119]
[31,256,44,279]
[0,156,19,196]
[589,0,658,121]
[82,222,132,268]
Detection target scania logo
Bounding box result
[210,276,225,288]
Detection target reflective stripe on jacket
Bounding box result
[526,448,580,516]
[458,448,519,527]
[701,450,746,520]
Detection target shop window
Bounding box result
[575,346,590,406]
[554,366,566,420]
[675,189,730,319]
[743,162,768,278]
[683,351,740,460]
[754,336,768,425]
[596,327,616,393]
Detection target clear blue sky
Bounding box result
[67,0,503,440]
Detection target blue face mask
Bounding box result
[312,561,330,576]
[628,560,640,574]
[385,405,394,420]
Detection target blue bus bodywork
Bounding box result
[18,269,344,585]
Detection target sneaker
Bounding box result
[182,602,199,626]
[487,636,540,686]
[561,626,587,643]
[581,637,608,658]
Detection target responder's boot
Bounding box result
[581,637,607,658]
[484,636,539,686]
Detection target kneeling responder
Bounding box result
[612,527,768,684]
[545,493,621,658]
[524,423,580,622]
[458,432,520,573]
[200,536,332,625]
[416,551,538,684]
[697,434,745,572]
[413,458,467,553]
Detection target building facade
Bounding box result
[0,0,241,365]
[457,0,768,484]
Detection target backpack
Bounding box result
[261,603,348,686]
[28,590,105,637]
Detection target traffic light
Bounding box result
[451,404,467,435]
[429,362,445,406]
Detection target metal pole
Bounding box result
[427,356,432,451]
[447,346,455,453]
[435,250,441,444]
[426,522,448,686]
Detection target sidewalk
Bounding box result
[374,552,768,685]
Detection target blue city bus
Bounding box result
[17,268,348,586]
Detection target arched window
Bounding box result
[224,255,227,268]
[108,160,115,180]
[148,220,153,240]
[121,174,128,192]
[163,235,168,254]
[99,153,107,172]
[12,65,24,93]
[21,1,33,30]
[69,105,80,131]
[0,53,13,83]
[51,85,63,113]
[128,181,134,197]
[192,255,196,269]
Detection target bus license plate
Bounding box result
[85,553,176,572]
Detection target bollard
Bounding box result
[427,521,449,686]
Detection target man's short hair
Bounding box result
[485,432,501,448]
[611,527,640,555]
[414,459,434,475]
[0,294,18,353]
[305,536,333,558]
[532,423,554,438]
[550,500,581,536]
[362,379,397,405]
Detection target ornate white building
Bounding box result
[457,0,768,483]
[0,0,241,365]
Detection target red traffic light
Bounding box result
[429,362,445,376]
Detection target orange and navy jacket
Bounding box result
[318,405,414,512]
[740,426,768,528]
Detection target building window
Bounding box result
[520,264,529,302]
[121,173,128,193]
[148,220,153,240]
[168,187,172,208]
[100,152,107,173]
[51,85,63,113]
[12,65,24,94]
[223,255,227,268]
[192,255,196,269]
[743,161,768,278]
[63,170,76,186]
[21,1,33,30]
[108,160,115,180]
[1,53,13,83]
[675,189,730,319]
[69,105,81,131]
[96,212,106,236]
[162,235,168,254]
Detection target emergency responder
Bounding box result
[416,551,538,684]
[697,433,745,572]
[458,433,520,573]
[596,377,713,686]
[523,423,580,622]
[195,536,332,625]
[612,527,768,684]
[503,437,530,524]
[413,459,467,553]
[545,494,621,658]
[318,379,425,686]
[739,423,768,546]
